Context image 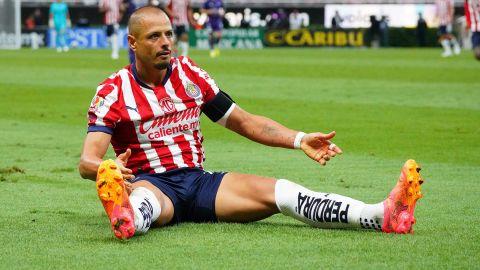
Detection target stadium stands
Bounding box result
[21,0,465,8]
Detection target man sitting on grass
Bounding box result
[79,6,424,240]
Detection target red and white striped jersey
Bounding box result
[167,0,190,26]
[99,0,123,25]
[87,56,220,175]
[465,0,480,32]
[436,0,454,25]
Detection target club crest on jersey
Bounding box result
[89,96,105,113]
[184,82,201,98]
[159,97,176,114]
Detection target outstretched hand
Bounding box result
[115,148,135,181]
[300,131,343,166]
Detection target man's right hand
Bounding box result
[115,148,135,181]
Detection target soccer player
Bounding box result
[49,0,71,52]
[201,0,224,58]
[99,0,125,59]
[465,0,480,60]
[165,0,196,57]
[436,0,462,57]
[79,6,424,240]
[165,0,195,56]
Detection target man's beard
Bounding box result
[153,49,170,70]
[154,62,169,70]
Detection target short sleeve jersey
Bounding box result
[203,0,223,22]
[436,0,454,25]
[168,0,190,26]
[49,2,68,27]
[465,0,480,32]
[87,57,220,175]
[99,0,123,25]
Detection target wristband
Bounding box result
[294,132,306,149]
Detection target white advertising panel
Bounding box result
[325,4,438,28]
[0,0,21,49]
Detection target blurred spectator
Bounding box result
[77,12,90,27]
[369,15,380,48]
[416,12,428,47]
[268,8,288,30]
[266,12,276,28]
[379,15,389,47]
[25,9,43,49]
[25,15,36,30]
[331,10,343,30]
[33,8,43,28]
[25,8,44,30]
[289,9,303,30]
[278,9,288,29]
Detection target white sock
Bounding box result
[129,187,161,235]
[441,39,452,54]
[179,41,189,56]
[450,39,461,53]
[275,179,384,230]
[111,34,119,59]
[359,202,384,231]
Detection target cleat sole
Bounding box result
[96,160,135,240]
[382,159,424,234]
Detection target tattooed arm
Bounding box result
[224,105,342,165]
[225,105,298,148]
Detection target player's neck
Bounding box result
[135,62,167,88]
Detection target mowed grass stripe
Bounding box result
[0,48,478,269]
[217,74,480,111]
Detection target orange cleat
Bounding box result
[96,160,135,239]
[382,159,424,234]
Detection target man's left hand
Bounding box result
[300,131,343,166]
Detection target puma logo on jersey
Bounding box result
[126,105,138,113]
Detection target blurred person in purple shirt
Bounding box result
[201,0,224,58]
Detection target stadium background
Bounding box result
[1,0,479,269]
[15,0,468,49]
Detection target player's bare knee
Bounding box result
[132,180,174,225]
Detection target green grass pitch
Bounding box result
[0,47,479,269]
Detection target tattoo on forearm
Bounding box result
[262,125,280,138]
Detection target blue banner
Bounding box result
[47,27,129,49]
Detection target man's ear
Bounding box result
[128,35,136,51]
